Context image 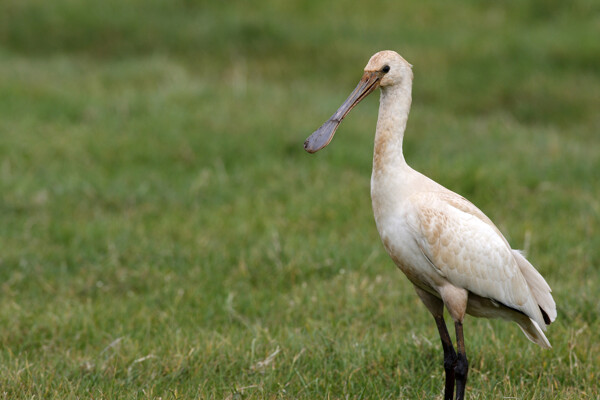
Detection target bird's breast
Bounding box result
[370,173,447,292]
[371,195,434,288]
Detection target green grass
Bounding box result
[1,0,599,398]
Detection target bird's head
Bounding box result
[364,50,413,88]
[304,50,412,153]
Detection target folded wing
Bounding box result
[410,191,551,329]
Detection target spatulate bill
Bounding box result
[304,71,380,153]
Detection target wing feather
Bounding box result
[410,191,546,328]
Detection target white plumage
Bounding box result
[304,50,556,400]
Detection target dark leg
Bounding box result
[434,315,457,400]
[454,321,469,400]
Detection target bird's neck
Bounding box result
[372,82,412,176]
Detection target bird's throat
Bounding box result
[373,84,412,175]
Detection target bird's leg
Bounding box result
[434,315,457,400]
[414,287,458,400]
[454,321,469,400]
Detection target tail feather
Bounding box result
[516,317,552,349]
[512,250,557,324]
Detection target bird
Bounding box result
[303,50,556,400]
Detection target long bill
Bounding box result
[304,71,381,153]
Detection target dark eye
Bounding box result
[382,65,390,73]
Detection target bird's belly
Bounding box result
[374,210,443,292]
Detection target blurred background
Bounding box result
[0,0,598,398]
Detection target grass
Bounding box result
[0,0,599,398]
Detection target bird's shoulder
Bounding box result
[407,190,513,273]
[407,189,509,246]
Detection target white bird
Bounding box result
[304,50,556,400]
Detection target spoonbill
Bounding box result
[304,51,556,400]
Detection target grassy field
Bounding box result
[1,0,599,398]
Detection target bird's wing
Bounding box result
[409,191,545,327]
[434,191,511,247]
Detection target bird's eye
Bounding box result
[382,65,390,73]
